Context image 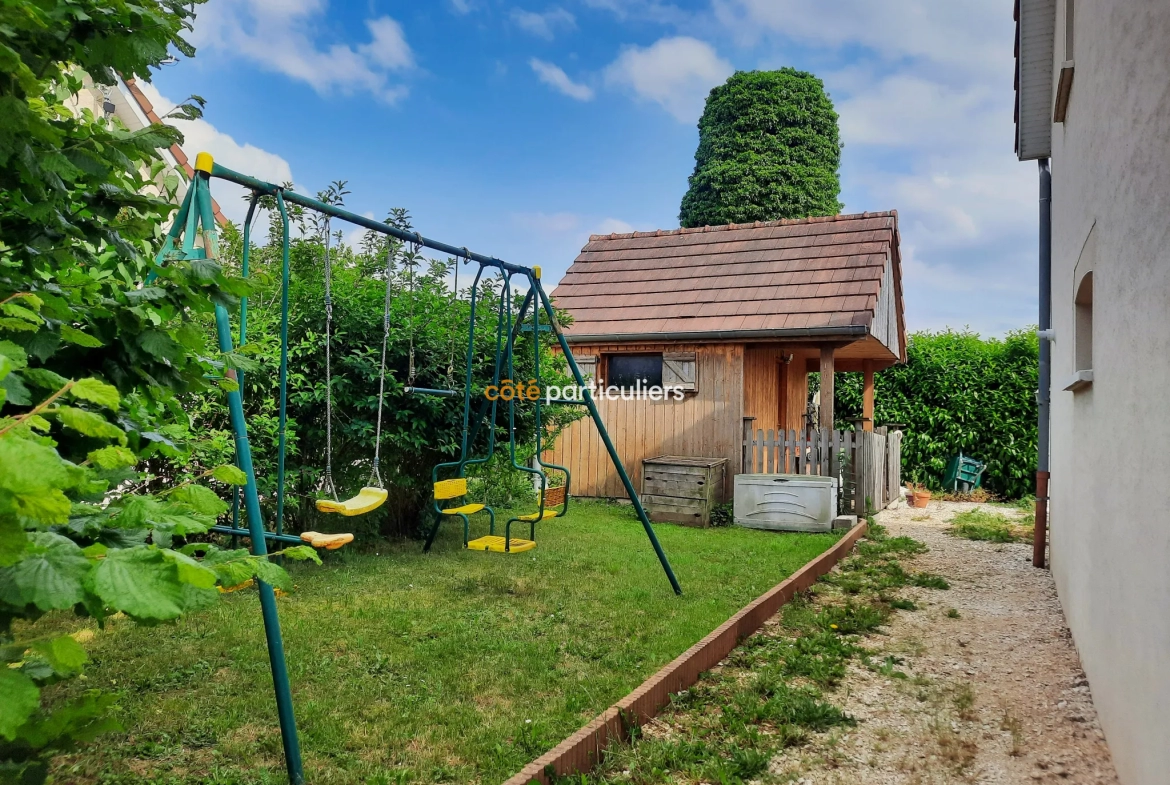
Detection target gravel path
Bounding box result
[771,500,1120,784]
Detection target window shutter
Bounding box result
[662,352,697,391]
[573,354,598,383]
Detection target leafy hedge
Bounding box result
[679,69,843,228]
[834,329,1039,499]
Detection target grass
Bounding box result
[37,501,841,785]
[572,520,951,785]
[948,507,1034,544]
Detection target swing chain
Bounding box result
[322,216,338,500]
[406,240,420,388]
[368,239,395,489]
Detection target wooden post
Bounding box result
[862,361,875,432]
[819,345,835,429]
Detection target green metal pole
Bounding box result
[195,172,305,784]
[274,191,292,542]
[231,195,260,548]
[531,278,682,595]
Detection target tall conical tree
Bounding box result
[679,69,843,228]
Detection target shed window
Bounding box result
[663,352,697,391]
[606,354,662,390]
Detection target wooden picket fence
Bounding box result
[741,423,903,515]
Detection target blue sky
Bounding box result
[145,0,1038,335]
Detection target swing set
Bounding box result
[156,153,681,785]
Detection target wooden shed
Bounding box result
[543,212,907,501]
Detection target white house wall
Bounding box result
[1046,4,1170,784]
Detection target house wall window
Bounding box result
[1074,271,1093,372]
[605,354,662,389]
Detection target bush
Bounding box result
[679,69,843,228]
[832,329,1039,499]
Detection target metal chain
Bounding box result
[446,251,465,388]
[322,218,338,500]
[369,242,394,489]
[406,240,419,387]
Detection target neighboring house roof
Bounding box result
[552,211,906,361]
[120,78,227,225]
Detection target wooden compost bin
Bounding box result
[640,456,727,527]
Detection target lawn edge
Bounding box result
[504,522,869,785]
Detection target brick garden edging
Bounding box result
[503,522,869,785]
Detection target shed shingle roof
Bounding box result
[552,211,903,346]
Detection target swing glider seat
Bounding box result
[315,487,388,516]
[300,531,356,550]
[441,502,486,516]
[517,485,566,522]
[465,535,536,554]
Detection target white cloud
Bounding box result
[190,0,414,104]
[530,58,595,101]
[134,81,295,227]
[595,218,635,235]
[582,0,689,24]
[511,7,576,40]
[714,0,1011,78]
[450,0,473,13]
[603,36,733,122]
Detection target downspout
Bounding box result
[1034,158,1052,568]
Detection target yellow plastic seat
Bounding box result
[517,509,557,522]
[315,487,387,516]
[300,531,355,550]
[466,535,536,553]
[441,502,486,516]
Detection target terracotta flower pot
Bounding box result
[911,490,931,508]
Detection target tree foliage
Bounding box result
[679,69,843,228]
[0,1,317,779]
[833,329,1039,498]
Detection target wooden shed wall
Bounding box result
[543,343,744,501]
[742,346,811,436]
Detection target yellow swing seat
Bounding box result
[315,487,387,516]
[441,502,486,516]
[517,509,557,522]
[466,535,536,553]
[300,531,356,550]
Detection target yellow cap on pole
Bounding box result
[533,266,542,279]
[194,152,214,173]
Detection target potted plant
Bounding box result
[906,471,932,508]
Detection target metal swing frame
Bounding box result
[156,153,681,785]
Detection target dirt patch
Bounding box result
[772,501,1118,784]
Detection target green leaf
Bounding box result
[161,549,217,589]
[0,434,84,494]
[138,330,183,362]
[211,464,248,486]
[0,669,39,741]
[69,378,120,410]
[0,341,28,370]
[0,532,89,611]
[0,518,27,567]
[91,547,186,622]
[0,354,11,383]
[252,558,293,591]
[31,635,88,678]
[218,377,239,393]
[21,367,69,391]
[14,487,72,525]
[55,406,127,445]
[124,286,167,303]
[1,371,30,406]
[59,324,104,348]
[170,484,229,517]
[1,302,42,324]
[0,317,41,333]
[278,545,323,565]
[86,445,137,470]
[174,322,205,351]
[14,690,121,748]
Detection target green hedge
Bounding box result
[834,329,1039,499]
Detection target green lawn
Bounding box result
[45,501,840,785]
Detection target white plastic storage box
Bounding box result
[733,474,839,532]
